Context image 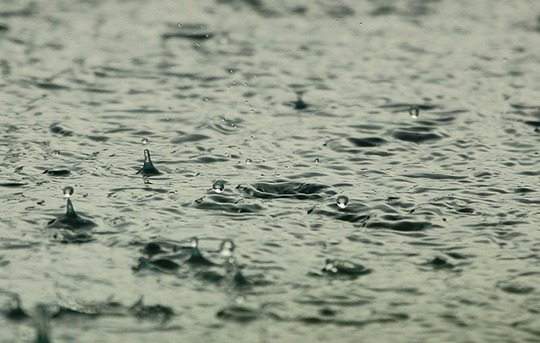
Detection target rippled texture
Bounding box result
[1,0,540,342]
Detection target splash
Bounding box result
[136,149,161,176]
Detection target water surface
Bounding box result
[1,0,540,342]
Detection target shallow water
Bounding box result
[1,0,540,342]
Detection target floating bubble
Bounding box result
[63,186,74,198]
[212,180,225,193]
[336,195,349,209]
[141,138,149,145]
[409,106,419,118]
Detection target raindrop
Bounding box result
[219,239,235,257]
[212,179,225,193]
[141,138,149,145]
[336,195,349,209]
[245,158,252,164]
[190,237,199,249]
[409,106,419,118]
[314,158,320,164]
[63,186,74,198]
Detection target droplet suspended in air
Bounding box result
[212,180,225,193]
[409,106,419,119]
[336,195,349,209]
[293,93,308,110]
[219,239,235,257]
[190,237,199,249]
[63,186,74,198]
[141,138,149,145]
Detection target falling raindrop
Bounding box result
[212,180,225,193]
[190,237,199,249]
[245,158,252,164]
[63,186,74,198]
[409,106,419,119]
[141,138,149,145]
[336,195,349,209]
[314,158,320,164]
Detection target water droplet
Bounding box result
[314,158,320,164]
[212,180,225,193]
[409,106,419,118]
[63,186,74,198]
[190,237,199,249]
[177,23,182,28]
[336,195,349,209]
[141,138,149,145]
[53,150,60,156]
[219,239,235,257]
[245,158,252,164]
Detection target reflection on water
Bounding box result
[1,0,540,342]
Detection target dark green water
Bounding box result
[1,0,540,342]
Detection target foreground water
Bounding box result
[1,0,540,342]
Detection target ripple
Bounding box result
[237,181,331,200]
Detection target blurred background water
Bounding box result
[1,0,540,342]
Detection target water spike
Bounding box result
[137,149,161,176]
[144,149,152,164]
[65,198,77,217]
[186,238,214,266]
[34,304,52,343]
[293,91,308,110]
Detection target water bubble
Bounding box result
[245,158,252,164]
[219,239,235,257]
[63,186,74,198]
[141,138,149,145]
[336,195,349,209]
[212,180,225,193]
[409,106,419,119]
